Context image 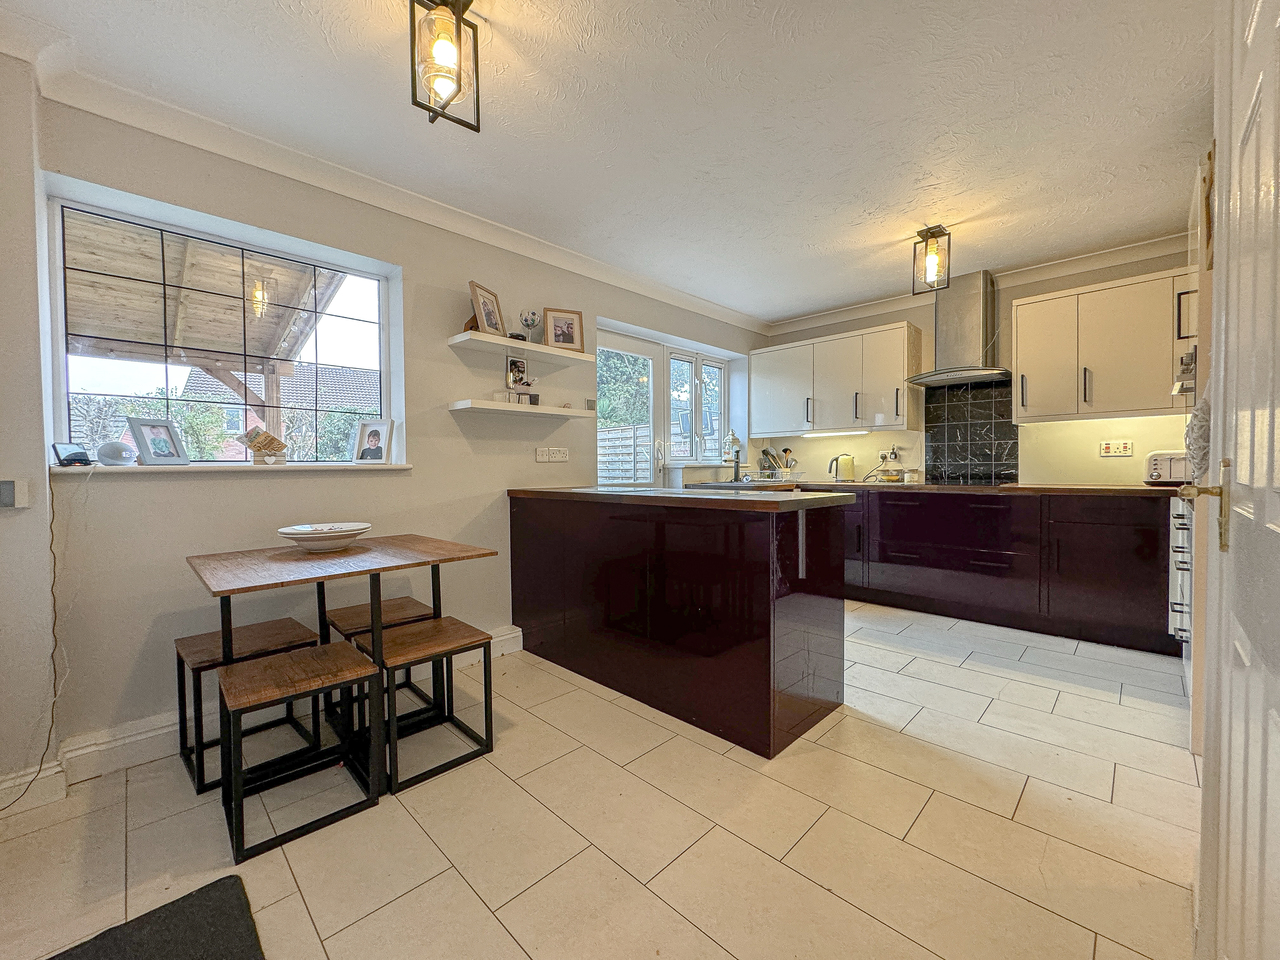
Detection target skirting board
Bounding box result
[57,624,524,785]
[0,761,68,818]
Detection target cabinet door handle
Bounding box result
[1173,521,1191,531]
[853,392,860,420]
[895,387,900,417]
[967,502,1011,510]
[887,550,920,561]
[1054,539,1062,574]
[885,499,922,506]
[969,559,1012,570]
[855,525,863,553]
[1020,374,1028,408]
[806,397,812,423]
[1175,559,1192,572]
[1169,601,1190,614]
[1082,367,1092,404]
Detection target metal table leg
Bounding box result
[219,595,233,812]
[367,572,386,796]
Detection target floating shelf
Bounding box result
[448,330,596,365]
[448,399,596,419]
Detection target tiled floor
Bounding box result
[0,600,1202,960]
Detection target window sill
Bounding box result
[49,463,414,478]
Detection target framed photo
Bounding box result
[469,281,506,337]
[544,308,584,352]
[507,357,528,390]
[127,418,189,465]
[351,419,393,463]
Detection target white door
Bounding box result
[1196,4,1280,958]
[1014,296,1078,420]
[812,334,863,430]
[860,327,906,428]
[1078,277,1176,415]
[749,343,813,437]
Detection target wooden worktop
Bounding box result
[506,486,861,512]
[794,482,1178,497]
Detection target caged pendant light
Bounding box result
[410,0,480,132]
[912,224,951,294]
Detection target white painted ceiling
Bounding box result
[2,0,1213,324]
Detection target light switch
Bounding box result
[1099,440,1133,457]
[535,447,550,463]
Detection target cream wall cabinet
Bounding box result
[749,321,922,438]
[1013,270,1194,424]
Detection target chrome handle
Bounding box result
[1082,367,1091,403]
[853,392,860,420]
[806,397,812,423]
[895,388,900,417]
[1020,374,1027,408]
[1169,601,1190,614]
[1175,559,1192,572]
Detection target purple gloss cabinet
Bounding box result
[508,493,846,758]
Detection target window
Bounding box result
[596,339,656,484]
[668,352,725,463]
[57,205,385,462]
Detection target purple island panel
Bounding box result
[508,491,848,758]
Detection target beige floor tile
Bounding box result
[1075,641,1188,676]
[847,663,992,721]
[1054,692,1191,747]
[283,798,449,938]
[901,622,1029,660]
[907,793,1194,960]
[841,686,922,731]
[126,795,292,920]
[1013,779,1199,888]
[515,650,623,701]
[499,846,732,960]
[844,634,915,670]
[818,714,1026,816]
[33,926,113,960]
[529,689,675,764]
[612,694,736,753]
[962,652,1121,701]
[999,680,1061,711]
[1020,648,1185,695]
[324,869,527,960]
[392,721,477,780]
[784,808,1095,960]
[625,736,826,859]
[456,693,580,778]
[399,758,587,908]
[1096,936,1152,960]
[125,755,218,831]
[1112,766,1202,832]
[800,707,846,743]
[901,657,1011,696]
[981,700,1198,784]
[462,655,575,708]
[904,708,1115,800]
[0,806,125,960]
[650,826,934,960]
[727,738,931,839]
[845,604,914,634]
[259,765,351,813]
[1121,685,1192,718]
[267,778,370,835]
[518,747,712,882]
[948,619,1079,654]
[253,893,326,960]
[0,772,124,844]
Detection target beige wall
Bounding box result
[0,69,754,767]
[1018,415,1190,485]
[0,56,59,796]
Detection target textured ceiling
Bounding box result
[2,0,1214,323]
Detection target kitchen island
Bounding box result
[508,487,856,757]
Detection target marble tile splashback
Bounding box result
[924,380,1018,485]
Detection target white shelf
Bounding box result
[50,463,413,477]
[448,330,595,365]
[448,399,596,419]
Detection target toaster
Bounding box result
[1144,450,1192,486]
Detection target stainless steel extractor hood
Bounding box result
[906,269,1010,387]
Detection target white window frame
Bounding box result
[44,175,405,466]
[596,331,665,486]
[665,350,727,465]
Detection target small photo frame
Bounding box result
[127,418,189,465]
[469,281,506,337]
[544,308,584,352]
[507,356,529,390]
[352,419,393,463]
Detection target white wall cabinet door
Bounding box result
[1077,277,1175,416]
[812,334,863,430]
[749,343,813,437]
[1015,297,1078,420]
[860,328,907,428]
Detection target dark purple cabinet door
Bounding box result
[872,492,1039,554]
[867,542,1040,613]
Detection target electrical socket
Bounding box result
[1099,440,1133,458]
[879,447,899,463]
[535,447,550,463]
[549,447,569,462]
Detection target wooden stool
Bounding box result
[176,618,320,793]
[325,596,437,729]
[355,616,493,793]
[218,643,379,863]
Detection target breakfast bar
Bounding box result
[508,487,858,757]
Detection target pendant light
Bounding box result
[410,0,480,132]
[912,225,951,294]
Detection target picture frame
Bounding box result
[469,281,506,337]
[351,420,393,463]
[507,356,529,390]
[543,308,584,352]
[127,417,189,465]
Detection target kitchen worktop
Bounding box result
[694,481,1179,497]
[506,486,861,512]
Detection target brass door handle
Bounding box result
[1177,458,1231,552]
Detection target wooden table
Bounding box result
[187,534,498,798]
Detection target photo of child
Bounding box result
[358,428,383,460]
[126,417,190,465]
[147,425,178,458]
[351,420,392,464]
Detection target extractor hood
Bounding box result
[906,270,1010,387]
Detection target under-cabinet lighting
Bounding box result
[801,430,872,438]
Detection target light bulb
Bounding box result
[925,240,939,284]
[432,75,457,100]
[432,34,458,68]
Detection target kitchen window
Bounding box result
[54,202,389,463]
[667,353,725,463]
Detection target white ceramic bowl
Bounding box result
[277,522,372,553]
